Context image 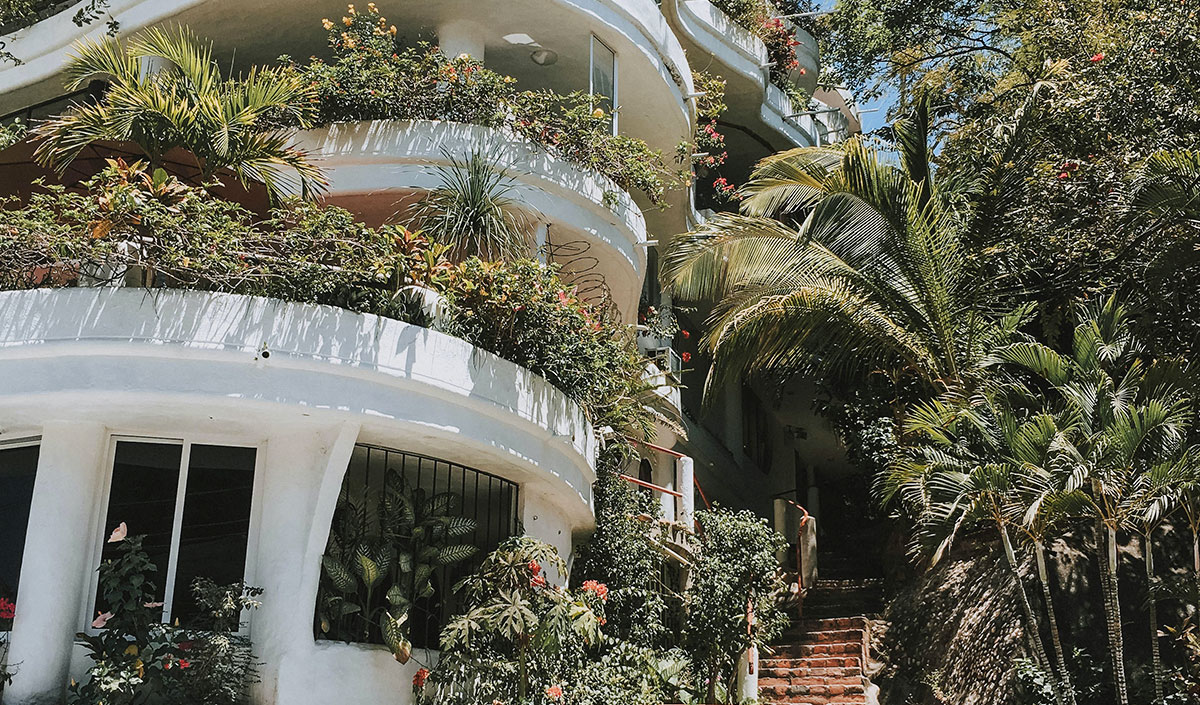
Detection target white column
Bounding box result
[521,491,571,585]
[251,423,356,704]
[675,455,694,527]
[437,19,485,60]
[3,422,107,705]
[654,453,674,522]
[736,645,759,704]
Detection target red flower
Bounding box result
[582,580,609,601]
[531,574,547,588]
[0,597,14,620]
[178,659,191,670]
[1090,52,1105,62]
[546,685,564,699]
[681,329,690,339]
[413,667,430,688]
[528,560,541,574]
[681,352,692,363]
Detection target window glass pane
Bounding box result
[590,35,617,134]
[98,442,183,612]
[170,444,256,626]
[0,444,39,610]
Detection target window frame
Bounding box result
[82,434,265,634]
[0,436,41,634]
[589,34,619,135]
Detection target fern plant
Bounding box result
[316,466,478,661]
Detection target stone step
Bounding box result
[760,680,869,703]
[760,665,863,680]
[772,642,864,658]
[761,656,863,671]
[760,678,866,693]
[792,628,865,644]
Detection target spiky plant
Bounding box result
[405,150,534,261]
[33,26,324,200]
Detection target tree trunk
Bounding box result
[1035,540,1076,705]
[1145,532,1163,702]
[999,525,1059,704]
[1102,526,1129,705]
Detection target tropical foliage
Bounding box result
[71,530,261,705]
[289,5,673,205]
[316,466,479,661]
[662,97,1022,398]
[0,161,653,434]
[33,27,323,200]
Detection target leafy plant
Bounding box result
[33,26,324,200]
[684,508,788,703]
[418,536,606,705]
[316,466,479,661]
[0,592,13,691]
[290,5,673,205]
[70,530,261,705]
[404,150,533,261]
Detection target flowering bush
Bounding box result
[0,594,13,691]
[69,528,261,705]
[415,537,606,705]
[0,161,655,436]
[289,5,673,205]
[441,258,655,435]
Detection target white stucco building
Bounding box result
[0,2,858,703]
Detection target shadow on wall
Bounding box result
[0,288,590,471]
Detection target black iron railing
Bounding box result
[316,444,520,650]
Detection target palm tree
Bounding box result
[661,94,1038,399]
[1126,454,1193,701]
[987,296,1194,705]
[33,26,324,200]
[885,391,1074,704]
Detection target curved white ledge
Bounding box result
[0,0,694,156]
[297,119,648,320]
[664,0,821,148]
[0,287,597,528]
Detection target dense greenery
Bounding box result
[33,27,323,200]
[71,530,260,705]
[316,465,479,660]
[0,161,653,435]
[288,5,673,205]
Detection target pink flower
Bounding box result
[107,522,128,543]
[1090,52,1105,62]
[0,597,14,620]
[545,685,563,699]
[144,602,164,609]
[1058,172,1069,179]
[413,667,430,688]
[557,291,571,306]
[92,611,113,629]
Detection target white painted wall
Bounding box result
[0,288,596,705]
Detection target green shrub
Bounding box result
[685,508,788,702]
[288,5,673,205]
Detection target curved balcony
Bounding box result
[0,0,695,165]
[296,119,648,321]
[662,0,821,151]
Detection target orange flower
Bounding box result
[545,685,563,699]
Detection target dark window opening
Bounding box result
[0,443,40,613]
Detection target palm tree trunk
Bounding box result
[1101,526,1130,705]
[999,525,1059,704]
[1144,532,1163,702]
[1035,540,1076,705]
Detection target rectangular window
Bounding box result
[742,385,773,473]
[95,440,257,627]
[0,442,39,619]
[590,35,618,134]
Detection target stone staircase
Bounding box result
[760,578,883,705]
